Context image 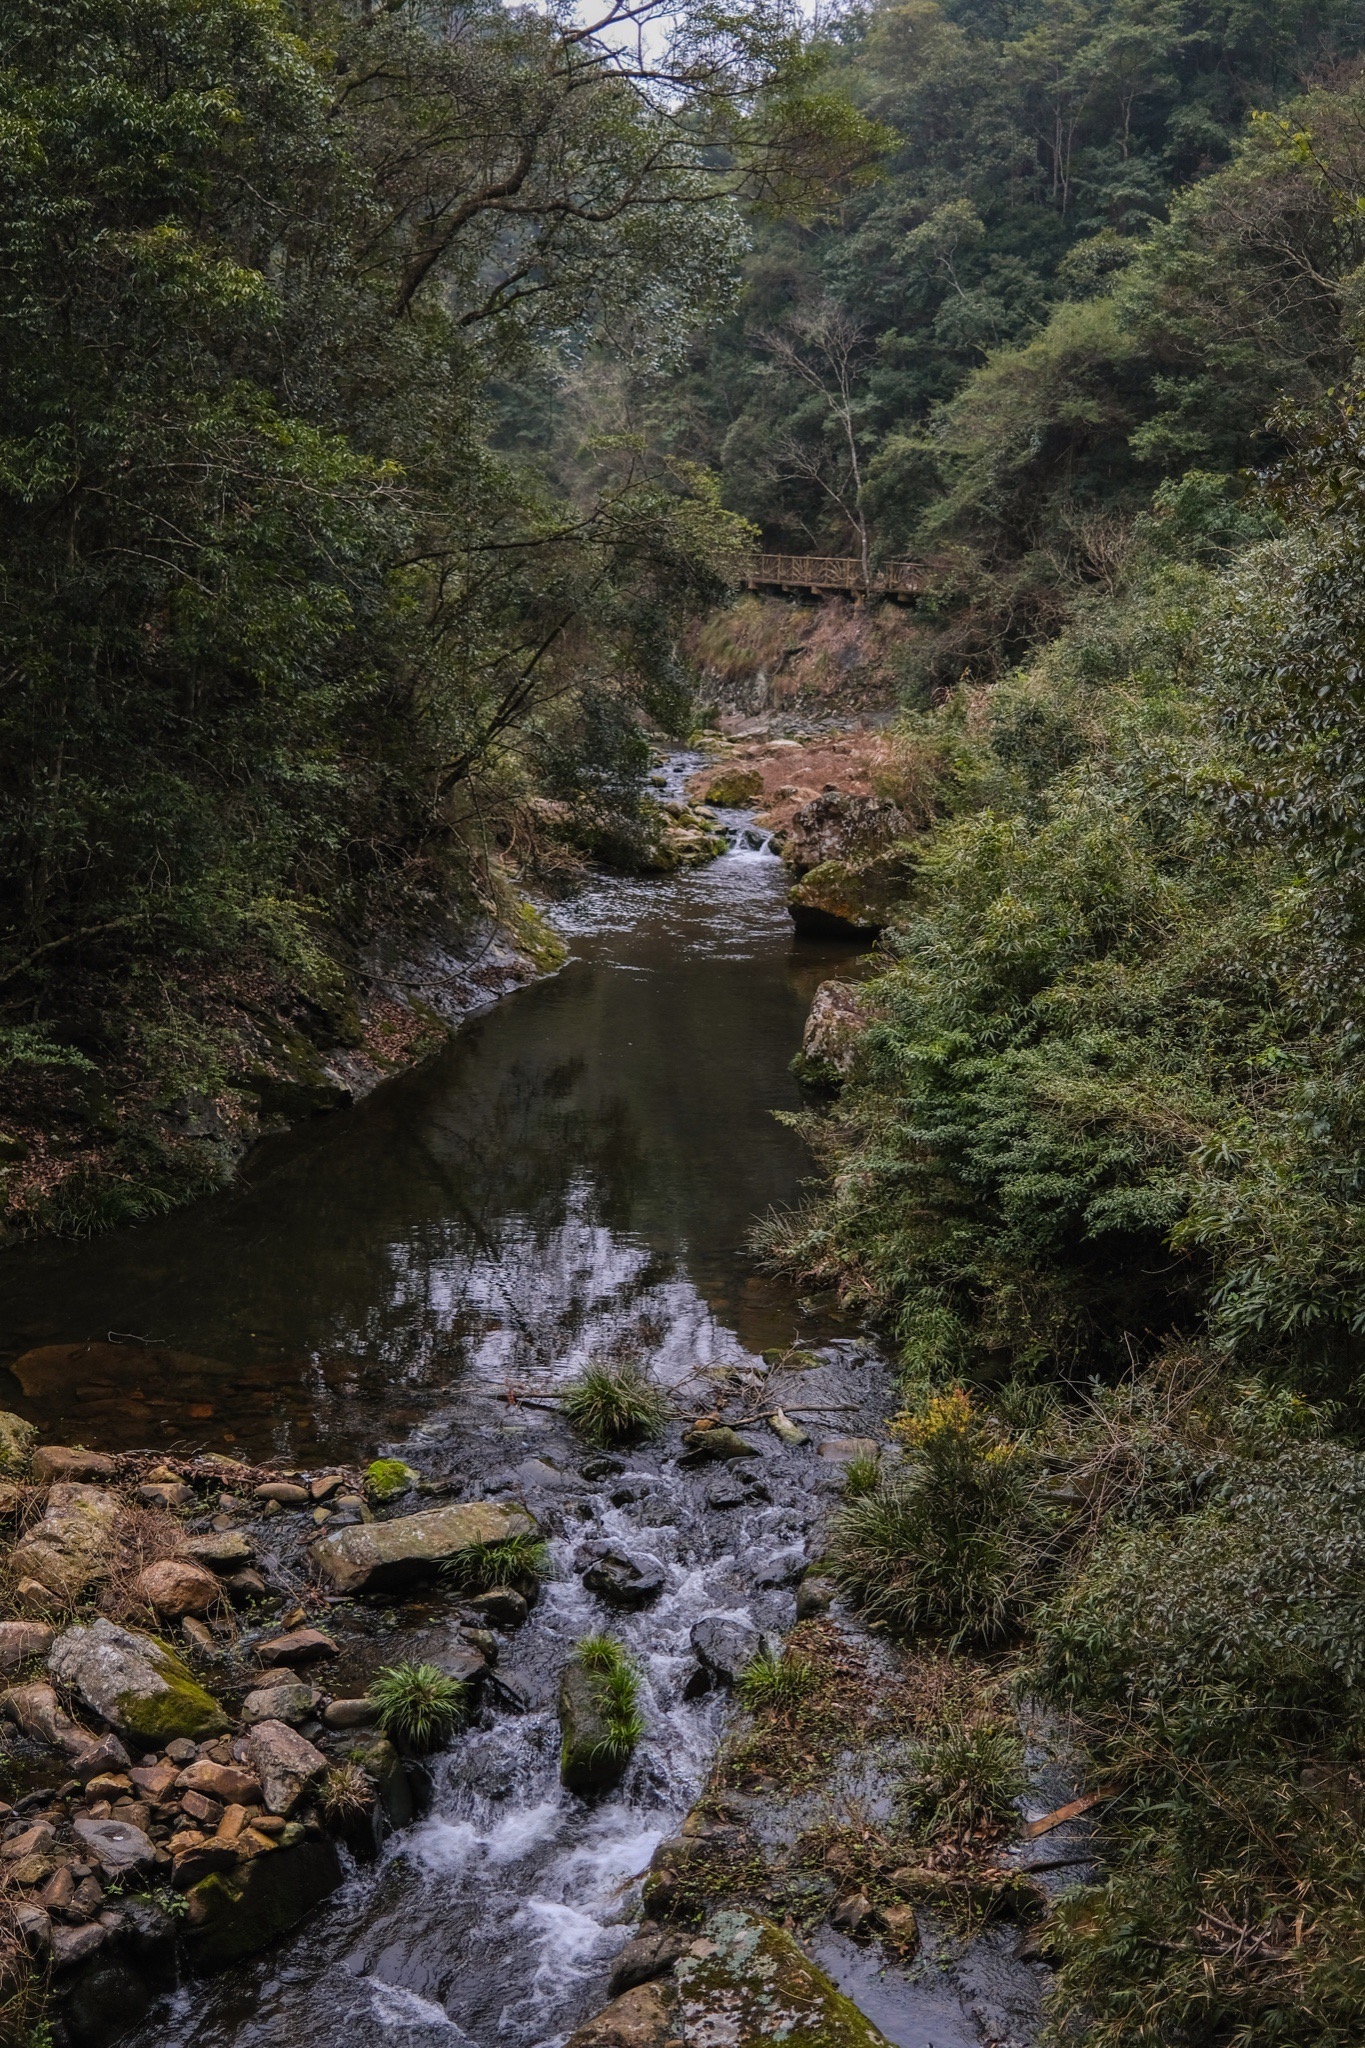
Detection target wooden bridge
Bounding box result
[738,554,926,603]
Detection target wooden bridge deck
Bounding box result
[738,553,924,602]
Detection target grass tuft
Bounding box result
[317,1761,374,1824]
[562,1360,670,1447]
[577,1631,646,1765]
[369,1662,467,1752]
[442,1532,550,1595]
[736,1646,818,1713]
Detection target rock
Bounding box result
[172,1841,240,1888]
[83,1770,133,1800]
[175,1760,262,1805]
[432,1644,488,1686]
[12,1483,120,1601]
[817,1437,881,1465]
[165,1737,198,1762]
[137,1481,195,1508]
[73,1734,134,1781]
[880,1902,919,1950]
[1,1680,92,1758]
[312,1497,537,1596]
[223,1569,268,1601]
[13,1577,58,1615]
[766,1408,810,1448]
[48,1618,229,1744]
[309,1473,345,1501]
[787,858,892,939]
[579,1544,667,1608]
[245,1720,328,1816]
[31,1446,117,1482]
[704,1473,765,1510]
[690,1614,762,1686]
[351,1736,415,1828]
[0,1621,54,1673]
[131,1558,222,1619]
[795,1575,836,1620]
[559,1655,633,1796]
[678,1426,760,1464]
[252,1481,309,1505]
[256,1628,337,1666]
[73,1816,157,1874]
[794,978,866,1089]
[580,1455,625,1480]
[675,1908,893,2046]
[0,1481,26,1518]
[703,767,764,805]
[50,1919,111,1970]
[183,1530,255,1572]
[0,1410,37,1473]
[182,1835,343,1970]
[322,1697,379,1730]
[753,1545,806,1588]
[130,1762,179,1800]
[607,1924,687,1996]
[565,1981,675,2048]
[240,1682,321,1727]
[782,791,908,874]
[3,1823,55,1860]
[364,1458,418,1503]
[182,1616,218,1657]
[831,1892,874,1934]
[468,1586,528,1626]
[14,1902,51,1948]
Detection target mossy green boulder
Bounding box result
[0,1411,36,1474]
[313,1497,538,1594]
[676,1910,893,2046]
[364,1458,419,1503]
[704,767,764,805]
[786,858,893,940]
[48,1617,229,1742]
[183,1836,343,1971]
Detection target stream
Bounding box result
[0,772,1047,2048]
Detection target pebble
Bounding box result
[255,1481,309,1505]
[322,1698,379,1730]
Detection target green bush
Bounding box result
[736,1647,818,1713]
[576,1633,646,1767]
[442,1533,550,1595]
[562,1361,670,1447]
[905,1716,1024,1841]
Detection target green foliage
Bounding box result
[368,1662,466,1753]
[317,1762,374,1825]
[905,1716,1025,1842]
[736,1646,818,1712]
[840,1451,883,1499]
[575,1632,646,1766]
[827,1390,1051,1647]
[561,1360,670,1447]
[442,1534,550,1595]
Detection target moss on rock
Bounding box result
[364,1458,418,1503]
[183,1837,344,1971]
[675,1909,893,2046]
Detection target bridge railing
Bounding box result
[737,553,925,598]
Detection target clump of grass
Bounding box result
[577,1632,646,1765]
[841,1451,883,1499]
[317,1761,374,1824]
[562,1360,669,1448]
[369,1662,467,1752]
[736,1646,818,1713]
[828,1389,1049,1647]
[906,1716,1025,1841]
[442,1532,550,1595]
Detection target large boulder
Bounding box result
[559,1656,631,1797]
[182,1836,343,1972]
[31,1447,117,1483]
[48,1618,229,1743]
[690,1614,762,1687]
[245,1719,328,1815]
[794,979,867,1089]
[787,857,899,940]
[12,1483,120,1602]
[0,1410,37,1474]
[312,1497,537,1595]
[578,1544,667,1609]
[132,1558,222,1619]
[781,791,907,875]
[674,1909,893,2046]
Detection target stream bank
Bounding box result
[1,794,1054,2048]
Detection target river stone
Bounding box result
[132,1558,222,1619]
[753,1546,806,1588]
[795,1574,836,1620]
[241,1681,321,1727]
[176,1759,263,1804]
[675,1908,894,2046]
[468,1586,528,1626]
[559,1655,632,1796]
[607,1924,688,1996]
[73,1816,156,1874]
[817,1437,881,1465]
[351,1735,415,1828]
[679,1426,760,1464]
[690,1614,762,1686]
[579,1544,667,1609]
[0,1622,54,1673]
[564,1981,674,2048]
[48,1618,229,1743]
[31,1446,118,1483]
[0,1411,37,1474]
[364,1458,419,1503]
[245,1720,328,1815]
[704,1472,768,1510]
[256,1628,337,1666]
[182,1835,343,1971]
[13,1483,120,1602]
[1,1681,95,1759]
[322,1697,379,1731]
[184,1530,255,1573]
[312,1497,537,1595]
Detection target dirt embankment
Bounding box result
[687,595,922,721]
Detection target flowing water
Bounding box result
[0,774,1046,2048]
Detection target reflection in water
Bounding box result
[0,833,862,1466]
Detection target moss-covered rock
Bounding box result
[182,1837,344,1971]
[313,1496,537,1594]
[13,1483,120,1602]
[786,859,892,940]
[48,1617,229,1743]
[675,1910,893,2046]
[559,1653,638,1796]
[704,767,764,805]
[0,1410,36,1474]
[364,1458,418,1503]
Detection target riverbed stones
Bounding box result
[132,1558,222,1619]
[12,1483,120,1602]
[608,1924,688,1996]
[176,1759,262,1804]
[795,978,866,1088]
[559,1655,630,1796]
[703,1471,769,1510]
[253,1480,308,1505]
[0,1410,37,1473]
[73,1816,156,1875]
[1,1681,97,1760]
[678,1425,760,1464]
[256,1627,337,1666]
[675,1908,894,2046]
[565,1981,674,2048]
[322,1697,379,1731]
[245,1720,328,1815]
[766,1408,810,1448]
[690,1614,762,1687]
[578,1543,666,1608]
[468,1586,528,1626]
[182,1835,343,1971]
[0,1621,54,1672]
[184,1530,255,1572]
[795,1574,836,1620]
[364,1458,419,1503]
[312,1497,537,1595]
[49,1617,229,1743]
[240,1681,321,1727]
[30,1446,118,1483]
[817,1437,881,1465]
